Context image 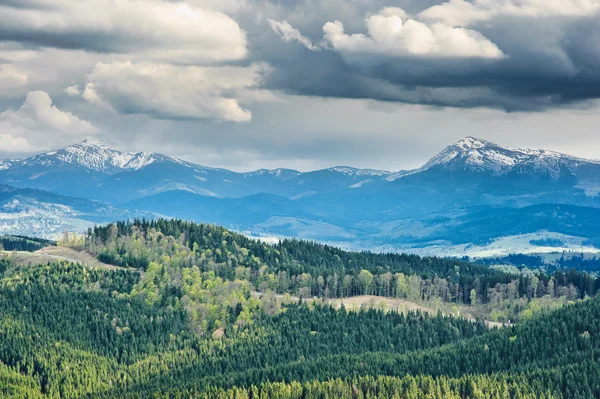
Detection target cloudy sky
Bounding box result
[1,0,600,172]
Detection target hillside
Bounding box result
[0,185,154,239]
[85,219,598,322]
[1,219,600,398]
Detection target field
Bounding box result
[3,246,128,271]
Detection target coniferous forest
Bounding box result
[0,236,55,252]
[2,219,600,398]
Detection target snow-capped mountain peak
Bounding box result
[389,137,600,181]
[22,140,172,173]
[421,136,521,173]
[453,136,494,151]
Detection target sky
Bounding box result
[1,0,600,172]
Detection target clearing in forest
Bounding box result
[4,246,124,271]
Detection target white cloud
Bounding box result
[0,0,248,63]
[81,61,269,122]
[268,19,321,51]
[0,1,267,125]
[0,134,33,152]
[420,0,600,26]
[323,8,504,59]
[64,85,80,96]
[185,0,250,13]
[0,91,98,151]
[0,64,29,88]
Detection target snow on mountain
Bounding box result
[243,168,301,179]
[0,141,394,183]
[5,140,189,174]
[0,188,156,239]
[51,140,166,172]
[389,136,600,181]
[4,137,600,204]
[349,179,372,188]
[0,159,18,171]
[326,166,391,177]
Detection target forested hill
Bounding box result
[90,218,511,292]
[2,219,600,398]
[1,257,600,398]
[87,219,600,323]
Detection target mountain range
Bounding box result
[2,137,600,255]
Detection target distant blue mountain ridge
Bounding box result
[2,137,600,252]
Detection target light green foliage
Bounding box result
[84,220,600,330]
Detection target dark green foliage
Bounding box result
[0,235,55,252]
[557,254,600,273]
[0,257,9,275]
[477,253,547,268]
[97,249,149,270]
[0,259,490,398]
[138,370,589,399]
[530,238,565,247]
[98,297,600,398]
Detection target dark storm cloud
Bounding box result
[244,2,600,111]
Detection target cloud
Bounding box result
[80,61,268,122]
[269,7,504,59]
[0,133,32,152]
[64,85,80,96]
[420,0,600,26]
[268,19,321,51]
[1,0,600,173]
[183,0,251,13]
[0,0,248,63]
[0,1,268,125]
[0,91,98,151]
[323,8,504,59]
[257,1,600,111]
[0,64,29,89]
[2,91,98,132]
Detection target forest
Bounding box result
[0,236,55,252]
[85,219,600,324]
[1,219,600,398]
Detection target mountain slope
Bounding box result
[390,136,600,179]
[3,219,598,398]
[34,140,168,172]
[3,137,600,253]
[125,190,313,227]
[0,185,153,238]
[0,140,393,202]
